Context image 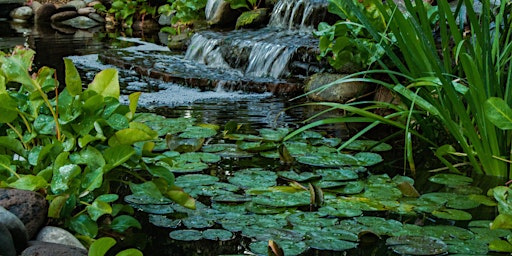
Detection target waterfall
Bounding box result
[269,0,329,30]
[205,0,224,21]
[245,42,296,78]
[184,33,231,70]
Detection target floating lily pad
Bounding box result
[447,239,489,254]
[202,229,234,241]
[169,162,209,173]
[260,150,280,159]
[355,216,403,236]
[128,203,176,214]
[307,237,358,251]
[183,215,215,229]
[432,209,473,221]
[252,191,310,207]
[386,236,448,255]
[310,137,342,147]
[237,141,278,152]
[179,126,217,138]
[249,240,308,256]
[315,168,359,181]
[148,214,181,228]
[243,226,305,242]
[344,140,392,151]
[124,194,173,205]
[422,225,475,240]
[428,173,473,186]
[258,128,291,141]
[245,202,292,214]
[445,195,481,210]
[228,168,277,189]
[224,134,263,141]
[175,174,219,187]
[325,180,365,195]
[211,194,251,203]
[308,228,359,242]
[205,143,254,158]
[362,184,403,201]
[354,152,384,166]
[179,152,221,163]
[277,171,321,182]
[318,206,362,218]
[287,212,337,228]
[169,229,203,241]
[295,152,362,167]
[211,202,247,214]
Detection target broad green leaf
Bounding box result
[147,165,175,185]
[166,186,196,209]
[103,145,136,169]
[8,175,47,191]
[108,124,157,146]
[386,236,448,255]
[0,155,16,177]
[0,136,25,157]
[491,214,512,230]
[64,58,82,96]
[34,114,56,135]
[69,213,98,238]
[0,49,37,91]
[48,195,69,218]
[485,97,512,130]
[428,173,473,186]
[489,239,512,252]
[127,92,141,120]
[116,249,143,256]
[0,93,18,123]
[88,68,120,98]
[110,215,141,232]
[89,237,116,256]
[87,200,112,221]
[432,209,472,221]
[51,163,81,194]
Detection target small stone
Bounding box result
[304,73,370,103]
[50,10,78,22]
[0,222,17,256]
[61,15,100,29]
[86,0,101,6]
[36,226,86,250]
[34,3,56,23]
[60,0,86,10]
[10,6,33,21]
[158,13,172,26]
[21,241,88,256]
[30,1,42,12]
[0,189,48,239]
[0,206,28,254]
[77,6,95,15]
[88,12,105,23]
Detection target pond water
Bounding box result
[1,18,510,256]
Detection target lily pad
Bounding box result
[354,152,384,166]
[148,214,181,228]
[179,126,217,138]
[428,173,473,186]
[211,194,251,203]
[422,225,475,240]
[315,168,359,181]
[252,191,310,207]
[202,229,234,241]
[287,212,337,228]
[169,229,203,241]
[174,174,219,187]
[228,168,277,189]
[128,203,176,214]
[307,237,358,251]
[318,206,362,218]
[344,140,392,151]
[258,128,291,141]
[124,194,173,205]
[386,236,448,255]
[183,215,215,229]
[204,144,253,158]
[249,240,308,256]
[325,180,365,195]
[237,141,278,152]
[432,209,473,221]
[277,170,321,182]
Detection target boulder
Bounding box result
[304,73,371,103]
[61,15,100,29]
[21,241,88,256]
[36,226,86,250]
[205,0,239,27]
[0,189,48,239]
[0,206,27,254]
[0,222,16,256]
[61,0,86,10]
[88,12,105,23]
[77,6,95,15]
[29,1,42,12]
[235,8,270,29]
[10,6,33,22]
[50,10,78,22]
[34,3,57,23]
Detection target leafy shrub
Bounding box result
[109,0,157,28]
[0,47,195,249]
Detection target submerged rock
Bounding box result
[0,206,28,254]
[0,222,17,256]
[21,241,88,256]
[61,15,100,29]
[10,6,34,22]
[304,73,370,103]
[235,8,270,29]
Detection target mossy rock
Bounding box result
[235,8,270,29]
[304,73,370,103]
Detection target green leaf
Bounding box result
[87,200,112,221]
[0,93,18,123]
[116,249,143,256]
[489,239,512,252]
[51,163,81,194]
[89,237,116,256]
[485,97,512,130]
[64,58,82,96]
[108,124,157,146]
[69,213,98,238]
[8,175,47,191]
[0,48,37,91]
[103,145,136,169]
[127,92,140,120]
[87,68,120,98]
[110,215,141,232]
[166,186,196,209]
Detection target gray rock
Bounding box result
[36,226,86,250]
[0,222,17,256]
[0,206,28,254]
[34,3,56,23]
[30,1,42,12]
[158,13,172,26]
[61,0,86,10]
[77,6,95,15]
[205,0,239,27]
[235,8,270,29]
[10,6,33,21]
[88,12,105,23]
[61,15,100,29]
[51,10,78,22]
[21,241,88,256]
[304,73,370,103]
[86,0,102,7]
[0,189,48,239]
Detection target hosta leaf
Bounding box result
[69,213,98,238]
[88,68,120,98]
[89,237,116,256]
[110,215,141,232]
[8,175,47,191]
[64,58,82,96]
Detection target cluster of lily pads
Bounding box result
[122,116,509,255]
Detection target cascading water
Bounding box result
[184,0,328,80]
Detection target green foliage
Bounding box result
[108,0,157,28]
[158,0,207,24]
[0,46,195,249]
[304,0,512,178]
[225,0,259,10]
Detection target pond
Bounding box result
[1,19,510,256]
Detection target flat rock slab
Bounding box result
[0,0,24,3]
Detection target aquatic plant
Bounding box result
[0,46,195,251]
[108,0,157,28]
[304,0,512,178]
